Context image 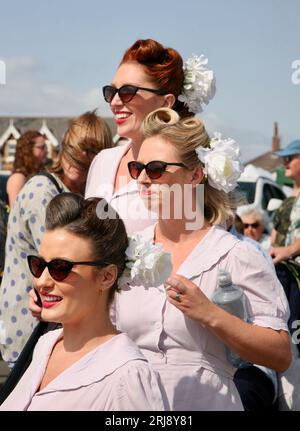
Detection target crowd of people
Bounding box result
[0,37,298,411]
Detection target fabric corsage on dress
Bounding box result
[119,235,172,288]
[178,54,216,114]
[196,132,244,193]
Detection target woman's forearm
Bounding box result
[203,304,292,372]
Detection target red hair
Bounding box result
[13,130,45,178]
[121,39,192,118]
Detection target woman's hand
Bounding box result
[164,274,218,326]
[28,288,43,320]
[164,274,292,371]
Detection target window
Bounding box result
[262,184,286,210]
[237,182,256,204]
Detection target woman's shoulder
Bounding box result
[32,328,63,358]
[6,172,26,190]
[19,172,64,196]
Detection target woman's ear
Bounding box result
[191,166,205,186]
[162,93,176,108]
[97,264,118,292]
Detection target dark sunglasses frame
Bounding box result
[283,155,300,164]
[128,160,186,180]
[27,255,109,282]
[243,222,260,229]
[102,84,166,104]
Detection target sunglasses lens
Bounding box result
[49,259,73,281]
[119,85,137,103]
[28,256,45,278]
[146,162,166,179]
[102,86,116,103]
[128,162,143,179]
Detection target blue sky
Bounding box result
[0,0,300,162]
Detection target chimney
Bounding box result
[272,122,280,152]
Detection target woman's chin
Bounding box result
[139,194,161,213]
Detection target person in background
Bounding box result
[0,193,165,411]
[6,131,48,207]
[240,207,271,252]
[269,140,300,352]
[0,111,113,366]
[114,108,291,410]
[85,38,215,233]
[271,194,296,247]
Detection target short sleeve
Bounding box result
[226,241,290,331]
[110,361,166,411]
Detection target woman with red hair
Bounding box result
[7,131,47,207]
[85,38,215,233]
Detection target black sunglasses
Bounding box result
[102,84,166,104]
[283,155,300,165]
[244,222,260,229]
[128,160,186,180]
[27,255,108,282]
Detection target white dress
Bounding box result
[0,329,166,411]
[113,224,290,411]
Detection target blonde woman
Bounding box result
[114,108,291,410]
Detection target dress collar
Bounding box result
[35,330,147,393]
[139,224,239,279]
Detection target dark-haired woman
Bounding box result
[85,38,215,233]
[0,111,113,365]
[0,193,165,411]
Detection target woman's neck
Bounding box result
[61,313,118,353]
[156,217,212,245]
[127,134,142,160]
[59,173,85,195]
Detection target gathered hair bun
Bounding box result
[141,108,180,137]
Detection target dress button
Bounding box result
[154,322,161,329]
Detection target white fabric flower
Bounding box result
[196,132,244,193]
[178,54,216,114]
[120,234,172,288]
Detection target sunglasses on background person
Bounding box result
[283,154,300,165]
[243,222,260,229]
[128,160,186,180]
[27,255,108,282]
[102,85,166,104]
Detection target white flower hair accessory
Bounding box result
[119,235,172,288]
[196,132,244,193]
[178,54,216,114]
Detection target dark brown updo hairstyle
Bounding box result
[13,130,46,177]
[45,192,128,304]
[121,39,193,119]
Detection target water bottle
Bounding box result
[212,269,249,367]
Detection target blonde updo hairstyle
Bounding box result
[141,108,235,225]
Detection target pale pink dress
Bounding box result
[113,224,290,411]
[85,143,157,234]
[0,329,166,411]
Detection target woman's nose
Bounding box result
[110,92,123,108]
[137,169,152,185]
[34,267,54,291]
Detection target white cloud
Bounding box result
[0,56,110,117]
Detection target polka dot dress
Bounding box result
[0,174,68,363]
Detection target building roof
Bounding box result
[246,151,283,172]
[0,116,117,147]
